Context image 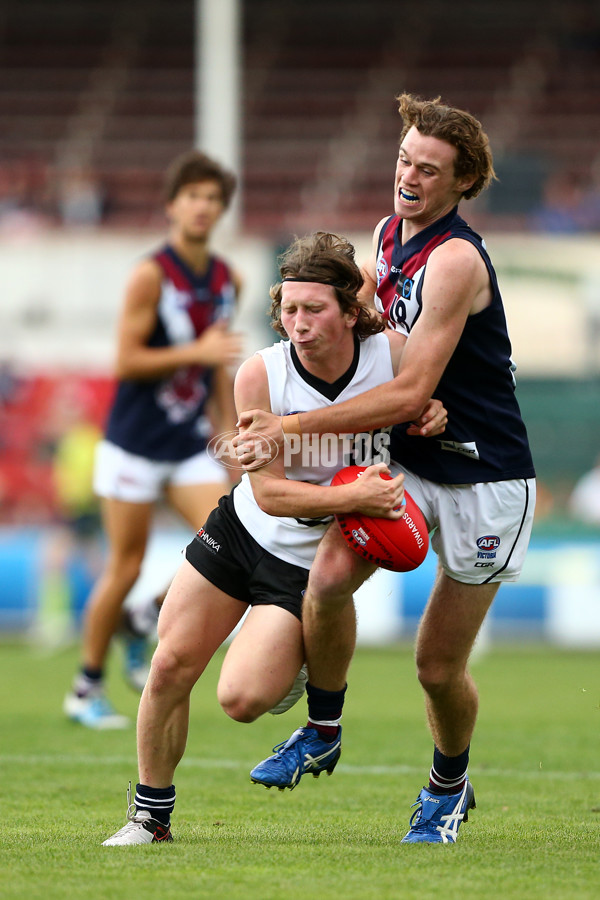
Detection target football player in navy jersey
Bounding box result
[238,95,536,844]
[64,151,244,730]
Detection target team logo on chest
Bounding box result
[376,256,388,284]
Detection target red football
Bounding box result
[331,465,429,572]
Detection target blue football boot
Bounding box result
[401,778,476,844]
[250,726,341,790]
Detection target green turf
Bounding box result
[1,639,598,899]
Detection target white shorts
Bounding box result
[93,440,227,503]
[390,462,536,584]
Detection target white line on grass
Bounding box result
[1,754,599,781]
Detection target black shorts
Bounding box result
[185,491,307,621]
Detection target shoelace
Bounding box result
[118,812,149,832]
[408,794,466,837]
[269,731,339,768]
[123,784,151,827]
[106,798,151,838]
[270,740,292,757]
[269,730,305,755]
[408,799,423,828]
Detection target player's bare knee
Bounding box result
[148,647,196,695]
[416,654,465,696]
[306,561,358,607]
[309,535,363,598]
[218,686,262,723]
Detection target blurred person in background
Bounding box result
[64,150,244,729]
[568,454,600,527]
[530,169,586,234]
[56,163,105,229]
[0,159,49,236]
[35,380,104,648]
[530,167,600,234]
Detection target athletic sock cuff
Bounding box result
[135,783,176,813]
[306,682,347,721]
[429,745,470,792]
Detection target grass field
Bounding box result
[2,639,598,900]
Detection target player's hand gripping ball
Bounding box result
[331,465,429,572]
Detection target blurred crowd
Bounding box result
[0,369,111,525]
[2,156,600,238]
[0,158,105,236]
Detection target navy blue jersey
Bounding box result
[374,207,535,483]
[105,244,236,461]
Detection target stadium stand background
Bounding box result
[1,0,600,641]
[0,0,599,234]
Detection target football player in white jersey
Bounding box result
[102,231,446,845]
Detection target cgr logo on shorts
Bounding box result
[476,534,500,560]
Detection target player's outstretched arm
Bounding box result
[237,238,482,462]
[234,358,404,520]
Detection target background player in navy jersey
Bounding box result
[101,231,447,845]
[64,150,244,729]
[238,95,536,844]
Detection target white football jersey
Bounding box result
[233,332,394,568]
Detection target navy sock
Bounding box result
[306,682,346,742]
[428,745,470,795]
[82,667,103,681]
[135,783,176,826]
[74,667,103,697]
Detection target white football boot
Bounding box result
[63,689,129,729]
[102,786,173,845]
[269,664,308,715]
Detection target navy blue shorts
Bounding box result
[185,492,307,621]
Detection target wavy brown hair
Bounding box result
[164,150,237,207]
[269,232,384,341]
[397,93,496,199]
